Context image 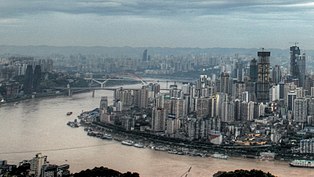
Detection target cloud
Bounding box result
[1,0,314,18]
[0,0,313,48]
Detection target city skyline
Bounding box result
[0,1,314,49]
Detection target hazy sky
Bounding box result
[1,0,314,49]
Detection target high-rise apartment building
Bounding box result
[151,107,166,132]
[30,153,47,177]
[293,98,307,123]
[219,72,230,94]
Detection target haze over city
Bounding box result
[1,1,314,177]
[1,0,314,49]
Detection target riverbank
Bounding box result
[75,108,310,164]
[75,114,285,162]
[0,89,91,105]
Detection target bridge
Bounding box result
[84,72,194,88]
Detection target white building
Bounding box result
[30,153,47,177]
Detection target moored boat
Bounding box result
[121,140,134,146]
[133,143,145,148]
[66,112,73,116]
[102,133,113,140]
[289,160,314,168]
[211,153,228,160]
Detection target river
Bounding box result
[0,83,313,177]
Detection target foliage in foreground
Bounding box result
[72,166,140,177]
[213,169,276,177]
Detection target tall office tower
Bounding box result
[24,65,33,94]
[298,53,306,88]
[272,65,282,84]
[33,65,41,92]
[293,98,307,123]
[256,50,271,103]
[249,58,258,82]
[151,107,166,132]
[290,45,300,78]
[290,45,306,87]
[311,87,314,97]
[142,49,148,61]
[220,72,230,94]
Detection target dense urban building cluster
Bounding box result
[0,57,53,99]
[1,46,314,155]
[98,46,314,155]
[0,153,70,177]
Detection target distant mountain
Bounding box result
[0,45,312,58]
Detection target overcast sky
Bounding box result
[0,0,314,49]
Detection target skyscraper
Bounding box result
[33,65,41,92]
[249,58,258,82]
[24,65,33,94]
[256,50,270,103]
[220,72,230,94]
[142,49,148,61]
[290,45,306,87]
[290,45,300,79]
[272,65,281,84]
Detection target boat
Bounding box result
[121,140,134,146]
[66,121,79,128]
[168,150,178,154]
[211,153,228,160]
[289,160,314,168]
[102,133,113,140]
[66,112,73,116]
[133,143,144,148]
[259,152,276,160]
[154,146,167,151]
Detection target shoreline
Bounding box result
[76,117,295,164]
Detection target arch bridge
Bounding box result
[84,72,147,88]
